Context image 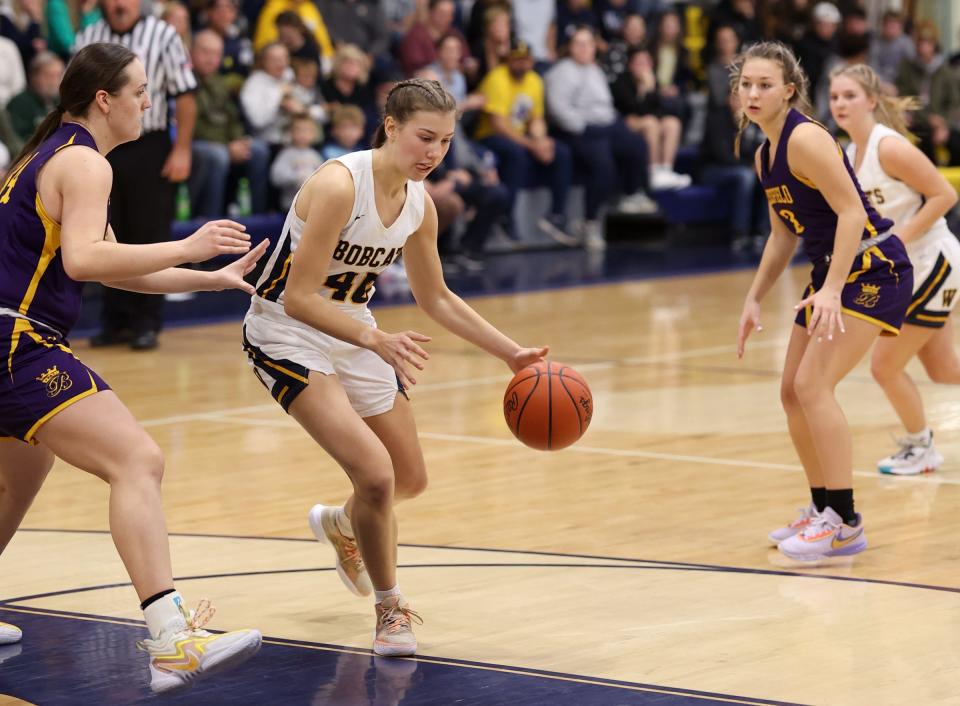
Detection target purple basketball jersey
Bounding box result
[0,123,103,336]
[760,109,894,263]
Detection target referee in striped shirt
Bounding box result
[74,0,197,350]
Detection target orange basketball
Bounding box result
[503,361,593,450]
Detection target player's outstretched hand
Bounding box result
[737,299,762,359]
[509,346,549,373]
[370,330,432,389]
[795,287,844,342]
[211,239,270,294]
[183,219,252,263]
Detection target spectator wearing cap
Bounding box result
[475,38,575,244]
[895,20,960,166]
[796,2,840,95]
[545,26,657,250]
[868,10,913,86]
[6,50,63,143]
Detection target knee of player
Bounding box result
[869,355,896,384]
[395,469,427,500]
[793,373,832,408]
[779,378,801,410]
[352,470,395,507]
[114,442,166,487]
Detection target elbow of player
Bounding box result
[944,186,959,210]
[61,255,97,282]
[282,293,307,322]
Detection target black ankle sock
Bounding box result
[140,588,176,611]
[810,487,827,513]
[825,489,856,524]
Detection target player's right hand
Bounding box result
[737,299,762,359]
[182,219,251,263]
[370,330,431,389]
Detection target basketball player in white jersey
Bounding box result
[241,78,547,656]
[830,64,960,475]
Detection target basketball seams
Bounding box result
[546,361,553,450]
[513,372,541,435]
[504,372,540,396]
[557,373,583,436]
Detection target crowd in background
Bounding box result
[1,0,959,261]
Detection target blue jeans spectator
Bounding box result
[189,139,270,217]
[699,164,770,238]
[554,119,650,220]
[479,135,573,221]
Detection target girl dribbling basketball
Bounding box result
[241,78,547,655]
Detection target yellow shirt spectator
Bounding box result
[254,0,333,58]
[474,64,544,140]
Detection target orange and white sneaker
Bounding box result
[374,596,422,657]
[309,504,372,597]
[768,503,819,545]
[0,622,21,645]
[778,507,867,561]
[137,600,262,694]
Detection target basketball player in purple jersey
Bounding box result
[733,42,913,561]
[0,43,265,692]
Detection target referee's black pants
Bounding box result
[101,130,175,337]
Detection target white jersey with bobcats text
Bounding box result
[848,122,953,255]
[244,149,426,325]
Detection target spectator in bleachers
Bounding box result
[270,112,324,209]
[595,0,633,43]
[240,42,295,145]
[203,0,253,89]
[706,0,761,61]
[611,47,690,190]
[429,33,485,111]
[398,0,472,78]
[274,10,321,64]
[321,104,365,160]
[0,0,45,67]
[767,0,811,46]
[472,4,512,80]
[513,0,556,66]
[466,0,509,49]
[896,20,960,167]
[475,39,574,244]
[556,0,600,50]
[796,2,840,98]
[0,35,25,110]
[812,29,869,128]
[46,0,100,60]
[649,9,694,117]
[868,10,913,87]
[699,23,767,252]
[5,50,62,143]
[386,0,426,37]
[190,29,269,215]
[545,26,657,250]
[290,57,327,132]
[317,0,390,79]
[161,1,192,50]
[253,0,333,66]
[321,43,376,128]
[601,12,645,82]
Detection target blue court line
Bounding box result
[0,604,807,706]
[16,528,960,595]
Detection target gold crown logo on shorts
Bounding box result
[36,365,73,397]
[854,283,881,308]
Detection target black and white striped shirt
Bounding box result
[74,15,197,133]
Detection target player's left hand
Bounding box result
[211,239,270,294]
[162,146,192,182]
[796,286,844,342]
[509,346,549,373]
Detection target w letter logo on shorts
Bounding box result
[943,289,957,308]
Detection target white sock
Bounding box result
[335,507,354,538]
[374,585,401,603]
[143,591,189,640]
[907,428,932,446]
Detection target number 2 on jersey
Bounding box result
[778,209,805,235]
[324,271,378,304]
